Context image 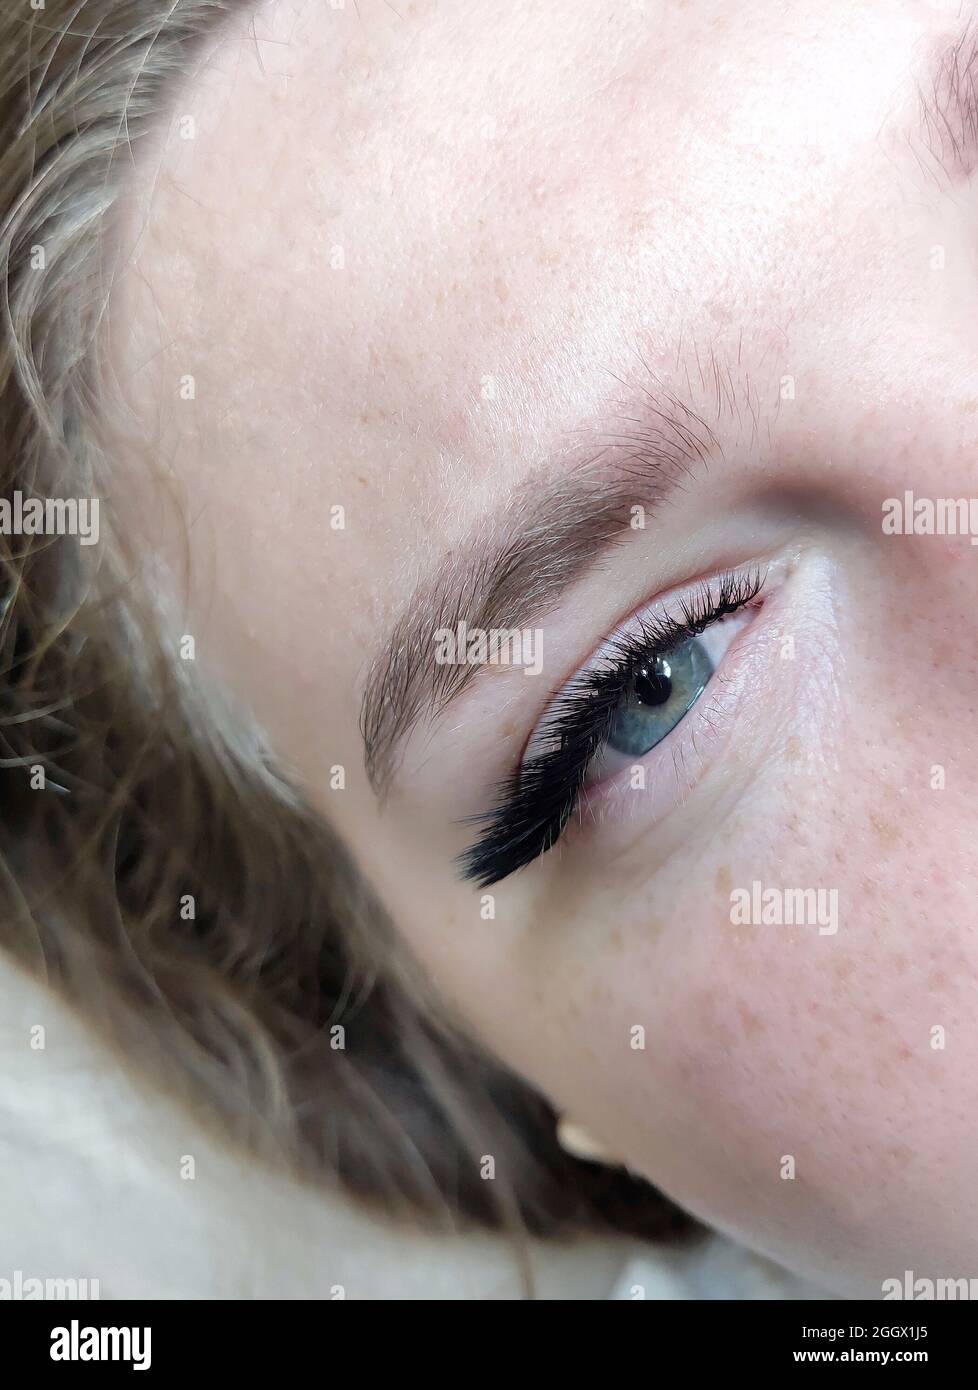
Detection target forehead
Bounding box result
[118,0,967,636]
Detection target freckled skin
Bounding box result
[118,0,978,1295]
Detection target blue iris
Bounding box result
[605,635,714,757]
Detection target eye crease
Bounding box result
[457,567,765,888]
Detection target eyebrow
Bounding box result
[360,367,743,796]
[359,22,978,799]
[916,19,978,182]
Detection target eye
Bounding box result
[583,607,753,787]
[458,567,765,887]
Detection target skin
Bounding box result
[114,0,978,1297]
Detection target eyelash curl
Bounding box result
[457,567,765,888]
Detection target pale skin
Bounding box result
[114,0,978,1297]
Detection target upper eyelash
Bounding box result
[456,567,764,888]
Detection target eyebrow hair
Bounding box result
[360,369,741,796]
[916,20,978,181]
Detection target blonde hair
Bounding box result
[0,0,690,1245]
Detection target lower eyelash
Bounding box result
[457,567,765,887]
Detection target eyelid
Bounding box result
[458,563,771,886]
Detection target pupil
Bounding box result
[634,657,672,707]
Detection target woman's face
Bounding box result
[119,0,978,1294]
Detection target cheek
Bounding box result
[390,552,978,1296]
[585,767,978,1296]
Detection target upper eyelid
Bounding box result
[531,569,764,727]
[590,565,763,665]
[521,567,765,766]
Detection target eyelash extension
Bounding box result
[457,567,764,888]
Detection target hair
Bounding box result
[0,0,693,1255]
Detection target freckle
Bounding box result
[869,812,899,846]
[738,1003,763,1038]
[609,926,624,952]
[715,865,732,896]
[962,399,978,414]
[835,958,854,982]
